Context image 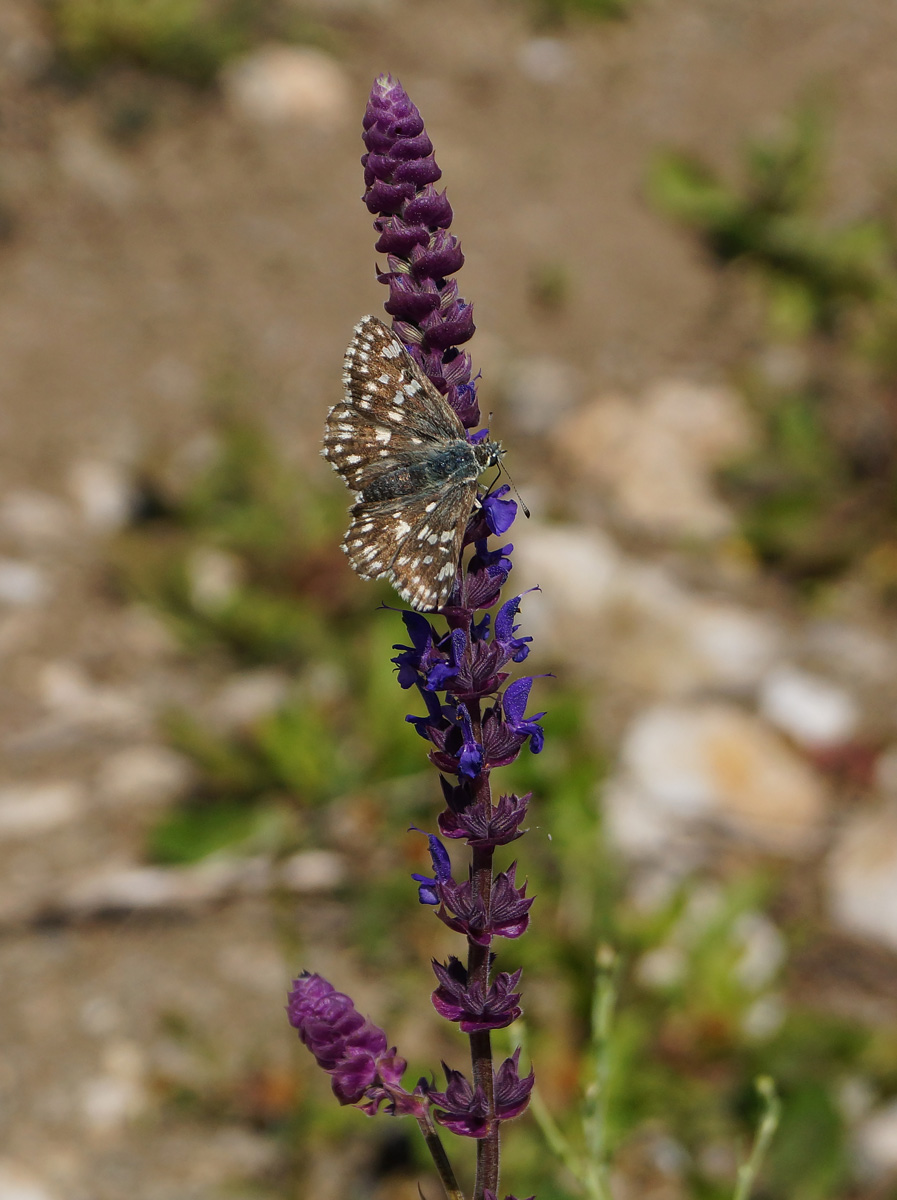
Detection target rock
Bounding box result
[552,379,754,538]
[187,547,243,610]
[513,524,783,695]
[96,746,193,807]
[221,45,350,129]
[38,662,147,732]
[79,1041,147,1134]
[516,37,573,84]
[68,460,133,532]
[854,1100,897,1180]
[210,670,291,730]
[0,1160,59,1200]
[0,560,48,606]
[760,665,860,748]
[606,702,828,858]
[279,850,346,893]
[828,805,897,952]
[56,129,138,208]
[503,356,583,435]
[0,782,85,839]
[0,491,72,544]
[60,857,273,917]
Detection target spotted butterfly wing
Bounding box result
[323,316,491,611]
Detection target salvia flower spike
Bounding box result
[289,74,543,1200]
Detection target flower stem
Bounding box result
[416,1108,467,1200]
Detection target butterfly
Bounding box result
[323,316,503,611]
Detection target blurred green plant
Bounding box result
[530,0,636,24]
[650,101,897,588]
[648,104,895,339]
[48,0,325,84]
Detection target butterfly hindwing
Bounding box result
[343,478,477,610]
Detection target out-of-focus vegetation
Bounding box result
[112,410,897,1199]
[49,0,325,84]
[650,103,897,590]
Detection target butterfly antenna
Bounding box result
[499,460,531,520]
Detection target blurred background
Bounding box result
[4,1,897,1198]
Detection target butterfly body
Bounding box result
[323,316,502,611]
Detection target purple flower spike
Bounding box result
[287,973,427,1117]
[362,74,480,427]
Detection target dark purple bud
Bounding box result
[493,1047,535,1121]
[429,1064,491,1138]
[502,678,546,754]
[431,956,523,1032]
[410,232,465,282]
[435,863,532,944]
[464,541,514,609]
[382,275,442,322]
[287,973,427,1117]
[438,791,530,848]
[364,178,416,215]
[404,186,454,228]
[483,486,518,537]
[487,863,533,939]
[411,830,454,905]
[374,218,431,257]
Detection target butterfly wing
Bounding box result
[323,316,466,494]
[343,478,476,610]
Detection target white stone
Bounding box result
[56,129,138,208]
[732,912,786,989]
[760,665,859,747]
[0,782,84,839]
[516,38,573,84]
[0,1161,58,1200]
[552,379,754,538]
[279,850,346,892]
[62,859,268,915]
[221,45,350,129]
[504,356,582,435]
[0,559,48,606]
[210,670,291,729]
[97,746,193,807]
[38,662,146,731]
[828,805,897,952]
[854,1100,897,1179]
[0,491,71,543]
[68,460,133,531]
[607,702,828,856]
[188,547,243,610]
[79,1041,147,1134]
[513,524,783,695]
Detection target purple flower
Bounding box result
[438,791,530,848]
[436,863,533,945]
[287,973,427,1117]
[429,1049,534,1137]
[501,677,546,754]
[431,956,523,1032]
[411,830,454,906]
[483,486,518,536]
[494,593,536,664]
[362,74,480,427]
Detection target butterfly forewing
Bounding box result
[324,315,501,611]
[323,317,466,493]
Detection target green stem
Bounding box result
[416,1109,467,1200]
[733,1077,781,1200]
